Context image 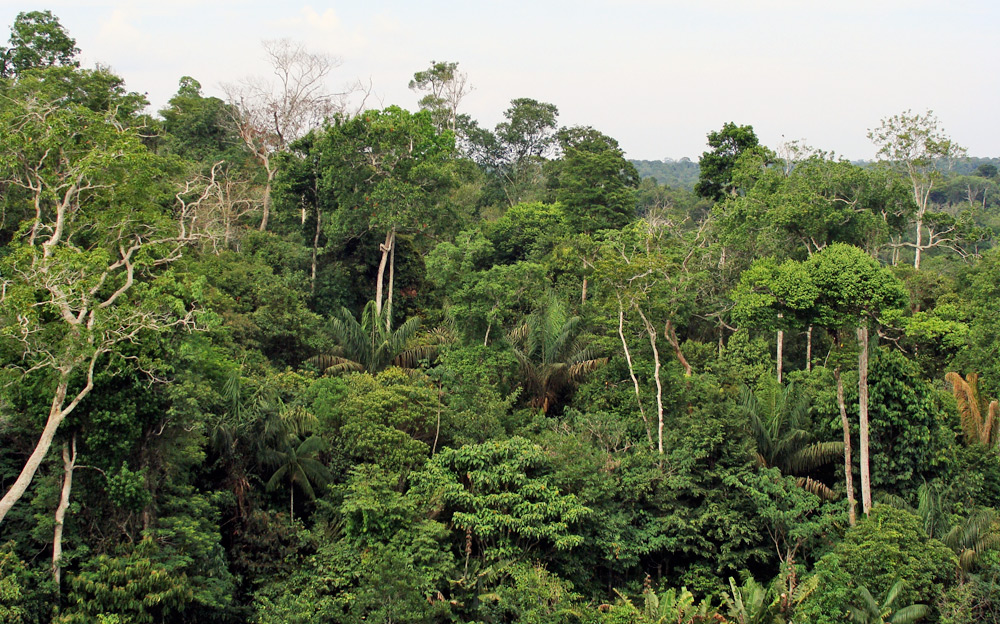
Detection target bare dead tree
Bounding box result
[223,39,361,231]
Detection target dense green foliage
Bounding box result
[1,12,999,624]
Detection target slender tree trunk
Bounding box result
[913,212,923,270]
[777,328,784,384]
[386,229,396,332]
[52,435,76,589]
[664,320,692,377]
[618,300,653,449]
[374,228,395,316]
[581,276,588,304]
[310,205,321,295]
[857,326,871,515]
[259,164,276,232]
[806,326,813,372]
[834,368,856,527]
[0,358,96,526]
[637,308,664,454]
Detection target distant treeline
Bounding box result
[634,156,1000,191]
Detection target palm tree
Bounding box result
[945,372,999,447]
[739,382,843,499]
[309,301,448,375]
[883,483,1000,577]
[506,294,606,413]
[849,580,928,624]
[263,434,332,522]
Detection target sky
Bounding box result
[1,1,997,161]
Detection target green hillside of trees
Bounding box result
[1,12,999,624]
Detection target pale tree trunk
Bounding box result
[617,299,653,449]
[374,227,395,317]
[0,355,97,526]
[581,276,588,305]
[53,435,77,589]
[913,212,923,270]
[637,308,664,454]
[310,205,321,295]
[834,368,857,527]
[776,328,784,384]
[664,320,692,377]
[857,326,872,515]
[806,326,813,372]
[385,233,395,332]
[259,162,277,232]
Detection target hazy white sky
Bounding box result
[1,1,996,160]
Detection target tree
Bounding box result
[0,72,199,526]
[409,60,471,132]
[467,98,560,207]
[159,76,243,165]
[733,244,908,515]
[263,434,331,521]
[224,39,347,231]
[311,107,456,326]
[309,301,444,374]
[1,10,79,78]
[800,506,956,623]
[505,294,606,414]
[553,126,639,235]
[695,122,762,201]
[415,437,591,563]
[868,110,965,270]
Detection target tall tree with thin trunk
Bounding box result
[869,110,965,270]
[308,107,456,326]
[734,244,907,516]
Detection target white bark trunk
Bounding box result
[52,436,76,588]
[637,308,664,454]
[374,228,395,316]
[835,368,857,527]
[385,229,395,332]
[806,326,813,372]
[0,357,97,526]
[618,301,653,449]
[259,163,276,232]
[857,326,871,515]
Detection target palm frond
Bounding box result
[786,441,844,474]
[265,464,288,491]
[891,604,929,624]
[796,476,838,500]
[566,357,609,383]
